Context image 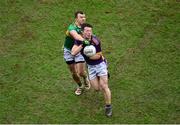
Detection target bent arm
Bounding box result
[89,52,102,60]
[71,44,83,56]
[70,30,84,41]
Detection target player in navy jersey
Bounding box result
[71,23,112,117]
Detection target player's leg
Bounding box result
[67,63,81,85]
[90,77,100,91]
[76,62,90,90]
[67,62,84,95]
[97,61,112,117]
[64,48,82,95]
[99,76,111,104]
[99,75,112,117]
[87,64,101,90]
[75,53,90,90]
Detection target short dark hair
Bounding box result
[81,23,93,31]
[74,11,84,18]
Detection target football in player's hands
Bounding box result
[83,45,96,57]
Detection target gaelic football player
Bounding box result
[63,11,90,95]
[71,23,112,117]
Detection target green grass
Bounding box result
[0,0,179,123]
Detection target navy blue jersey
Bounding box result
[74,35,103,65]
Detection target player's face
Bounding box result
[76,13,86,25]
[83,27,92,39]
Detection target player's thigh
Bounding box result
[90,77,99,90]
[76,62,86,75]
[63,48,77,73]
[99,75,108,89]
[97,61,108,77]
[88,65,98,81]
[74,53,85,64]
[68,63,77,74]
[64,48,74,63]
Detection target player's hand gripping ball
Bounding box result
[83,45,96,57]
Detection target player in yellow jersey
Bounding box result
[63,11,90,95]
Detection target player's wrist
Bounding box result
[99,55,102,59]
[82,40,90,47]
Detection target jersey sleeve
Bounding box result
[95,42,101,53]
[74,40,82,46]
[92,36,102,53]
[68,24,76,31]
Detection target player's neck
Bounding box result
[86,36,92,41]
[75,21,81,28]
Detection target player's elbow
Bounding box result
[71,50,77,56]
[71,51,75,56]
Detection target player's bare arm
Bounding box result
[89,54,101,60]
[89,52,102,60]
[69,30,84,41]
[71,44,83,56]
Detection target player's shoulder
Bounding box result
[92,35,101,45]
[68,23,76,30]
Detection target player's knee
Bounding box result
[72,72,78,77]
[94,88,98,91]
[99,86,103,91]
[95,87,100,91]
[92,84,100,91]
[69,67,76,74]
[78,71,85,77]
[101,84,109,91]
